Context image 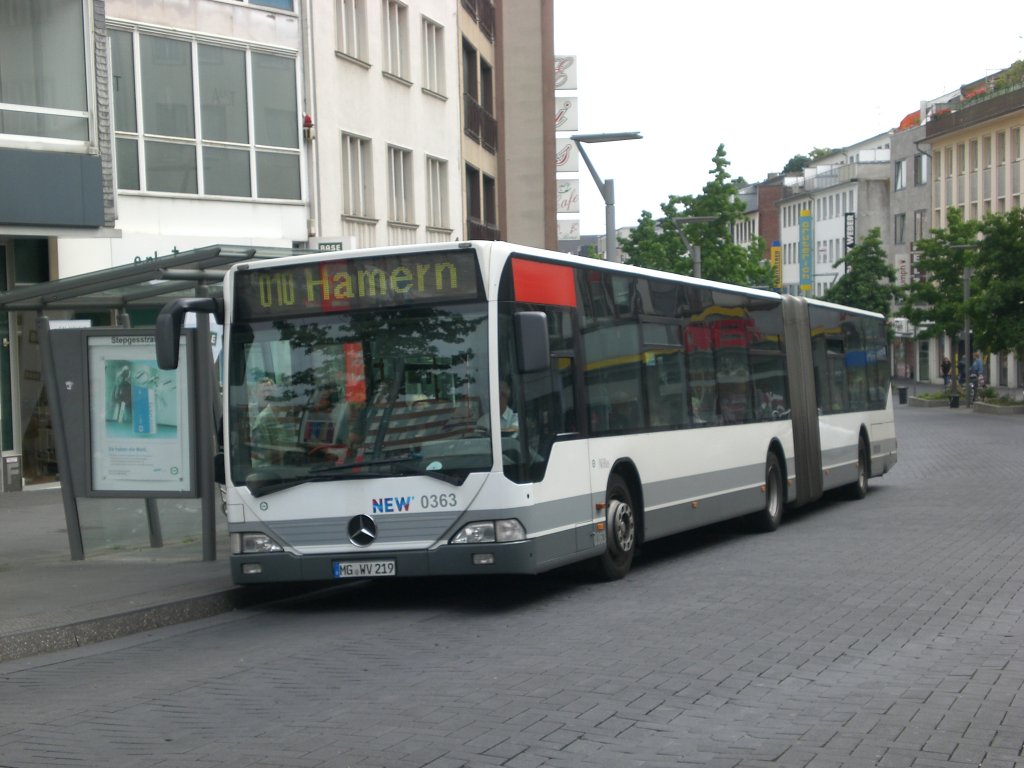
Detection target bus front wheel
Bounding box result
[593,475,637,581]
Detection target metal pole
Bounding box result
[604,178,617,263]
[194,285,217,561]
[37,316,85,560]
[672,217,715,278]
[145,497,164,548]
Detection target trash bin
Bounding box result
[897,386,908,405]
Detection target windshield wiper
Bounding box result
[309,455,413,474]
[247,453,467,496]
[247,468,389,497]
[247,476,307,497]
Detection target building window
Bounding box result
[480,59,494,115]
[969,140,978,172]
[199,45,250,197]
[465,165,497,239]
[382,0,409,80]
[996,131,1006,165]
[111,29,139,189]
[248,0,294,9]
[913,209,927,244]
[387,145,413,223]
[342,132,373,217]
[111,27,300,199]
[0,0,88,143]
[894,158,907,190]
[913,153,929,186]
[140,35,197,193]
[462,38,478,101]
[426,156,449,229]
[337,0,367,61]
[421,17,445,95]
[482,173,496,227]
[466,164,480,221]
[894,213,906,245]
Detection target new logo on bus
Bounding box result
[372,496,414,513]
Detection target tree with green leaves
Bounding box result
[781,147,833,174]
[823,228,901,318]
[620,144,772,287]
[900,207,981,342]
[969,208,1024,354]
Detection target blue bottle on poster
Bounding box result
[132,384,157,434]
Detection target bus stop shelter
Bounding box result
[0,244,313,561]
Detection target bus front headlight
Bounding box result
[232,532,285,554]
[450,519,526,544]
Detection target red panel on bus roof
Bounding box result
[511,258,577,307]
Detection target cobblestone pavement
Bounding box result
[2,405,1024,768]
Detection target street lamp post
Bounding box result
[571,132,642,262]
[672,216,717,279]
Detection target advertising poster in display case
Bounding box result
[87,333,194,494]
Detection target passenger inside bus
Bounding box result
[475,380,516,436]
[478,380,518,435]
[251,377,294,465]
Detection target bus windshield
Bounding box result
[227,302,490,492]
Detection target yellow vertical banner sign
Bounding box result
[769,242,782,290]
[799,210,814,293]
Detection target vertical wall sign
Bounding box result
[799,210,814,293]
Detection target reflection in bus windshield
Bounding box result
[229,304,490,486]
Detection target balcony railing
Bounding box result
[463,95,497,153]
[467,218,500,241]
[460,0,495,42]
[926,83,1024,138]
[481,111,497,153]
[477,0,495,41]
[464,93,481,141]
[799,161,889,192]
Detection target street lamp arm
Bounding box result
[571,139,608,203]
[568,131,642,263]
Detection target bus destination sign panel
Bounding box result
[234,250,481,320]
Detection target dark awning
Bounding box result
[0,244,314,312]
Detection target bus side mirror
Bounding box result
[156,297,221,369]
[514,311,550,373]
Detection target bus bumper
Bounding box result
[230,540,542,584]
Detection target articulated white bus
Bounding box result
[156,241,897,583]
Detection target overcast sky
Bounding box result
[554,0,1024,235]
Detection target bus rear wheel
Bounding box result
[751,452,784,533]
[847,439,869,499]
[593,475,636,581]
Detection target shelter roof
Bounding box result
[0,244,313,312]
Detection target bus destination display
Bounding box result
[234,250,481,320]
